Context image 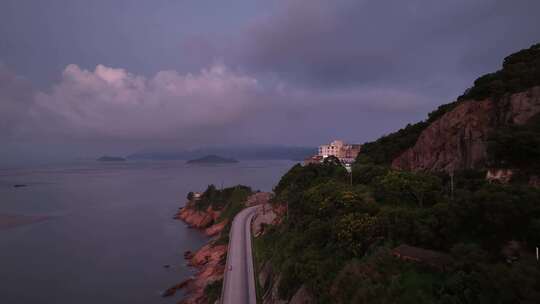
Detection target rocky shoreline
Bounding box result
[164,201,229,304]
[166,191,273,304]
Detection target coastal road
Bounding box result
[221,205,260,304]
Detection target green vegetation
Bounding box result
[192,184,253,246]
[194,184,252,211]
[203,279,223,303]
[257,159,540,303]
[360,43,540,166]
[488,113,540,174]
[459,43,540,101]
[359,100,463,165]
[359,121,428,164]
[253,44,540,303]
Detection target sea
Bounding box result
[0,160,295,304]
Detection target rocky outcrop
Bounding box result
[392,86,540,172]
[246,192,273,206]
[171,198,228,303]
[204,220,228,237]
[174,203,221,229]
[173,192,273,303]
[252,204,279,236]
[164,243,227,304]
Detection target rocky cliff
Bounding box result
[392,86,540,172]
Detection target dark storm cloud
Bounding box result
[237,0,540,92]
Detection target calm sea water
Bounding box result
[0,160,294,304]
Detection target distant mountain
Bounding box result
[97,156,126,162]
[186,155,239,164]
[127,146,316,161]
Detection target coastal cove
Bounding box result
[0,160,294,304]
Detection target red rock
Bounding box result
[392,86,540,172]
[204,220,228,236]
[172,198,229,303]
[180,243,228,304]
[174,202,221,229]
[162,278,193,297]
[246,192,272,206]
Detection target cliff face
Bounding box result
[392,86,540,172]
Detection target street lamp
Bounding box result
[344,163,352,186]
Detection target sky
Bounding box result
[1,0,540,162]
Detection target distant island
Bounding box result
[186,155,238,164]
[127,145,316,161]
[97,156,126,162]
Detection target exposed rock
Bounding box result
[184,244,227,304]
[172,197,229,304]
[174,203,221,229]
[289,285,315,304]
[189,243,226,267]
[252,204,278,236]
[204,220,228,237]
[246,192,273,206]
[392,86,540,172]
[171,243,227,304]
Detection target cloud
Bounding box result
[236,0,540,93]
[3,0,539,158]
[2,61,430,148]
[28,63,262,144]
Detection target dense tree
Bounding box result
[488,113,540,173]
[459,43,540,101]
[379,170,442,207]
[256,43,540,304]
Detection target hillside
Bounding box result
[392,86,540,174]
[251,44,540,304]
[362,43,540,177]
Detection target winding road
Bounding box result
[221,205,260,304]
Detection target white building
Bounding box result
[318,140,361,164]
